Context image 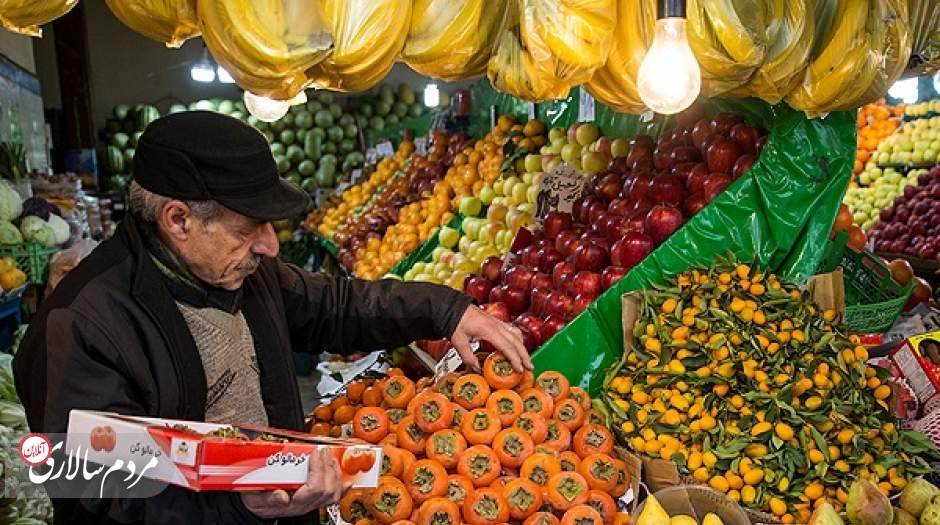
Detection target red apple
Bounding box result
[608,156,630,174]
[587,200,608,225]
[691,119,711,150]
[572,293,595,316]
[730,123,761,151]
[595,136,613,155]
[536,247,564,274]
[480,302,510,322]
[518,327,539,353]
[645,205,685,244]
[608,198,632,217]
[569,271,603,298]
[626,144,654,171]
[573,195,601,224]
[543,211,574,238]
[501,285,529,316]
[625,206,650,233]
[654,147,674,171]
[703,173,733,202]
[594,173,623,201]
[686,162,710,193]
[481,256,503,283]
[541,315,567,341]
[531,271,553,290]
[489,285,505,303]
[504,266,535,289]
[732,154,755,179]
[611,231,654,269]
[685,192,708,216]
[670,146,702,165]
[544,291,574,318]
[555,230,580,257]
[706,139,742,175]
[464,275,494,304]
[755,136,768,154]
[651,173,685,206]
[530,287,552,316]
[710,113,744,135]
[567,124,581,144]
[629,171,654,202]
[552,261,576,290]
[601,266,628,290]
[514,313,544,345]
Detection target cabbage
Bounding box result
[20,215,56,246]
[0,183,21,222]
[46,214,70,245]
[0,221,22,245]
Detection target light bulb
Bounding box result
[637,17,701,115]
[190,63,215,83]
[217,67,235,84]
[424,84,439,108]
[243,91,289,122]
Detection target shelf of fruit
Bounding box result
[867,165,940,268]
[310,355,633,525]
[854,100,903,178]
[602,259,936,522]
[870,109,940,170]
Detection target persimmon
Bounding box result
[545,472,589,510]
[544,419,573,451]
[516,370,536,392]
[387,408,409,431]
[559,451,581,472]
[535,445,560,457]
[340,488,373,523]
[382,446,409,477]
[568,387,591,411]
[416,497,461,525]
[396,416,429,454]
[503,478,543,520]
[426,429,468,470]
[487,389,524,427]
[578,454,618,492]
[435,373,461,400]
[404,459,449,504]
[520,389,554,419]
[347,381,367,404]
[493,428,535,469]
[312,404,333,422]
[452,405,466,427]
[492,476,516,489]
[513,412,548,444]
[369,476,414,524]
[413,392,454,433]
[833,204,853,233]
[560,505,603,525]
[453,374,491,409]
[310,422,331,436]
[334,405,357,425]
[524,512,561,525]
[384,376,417,409]
[330,395,350,411]
[445,474,475,505]
[553,399,586,431]
[612,512,632,525]
[889,258,914,286]
[353,407,391,443]
[520,453,562,487]
[847,224,867,251]
[461,408,502,445]
[573,424,614,458]
[586,490,617,524]
[463,487,510,525]
[357,519,379,525]
[381,434,399,447]
[457,445,501,487]
[483,353,523,389]
[610,458,630,497]
[363,385,384,407]
[585,409,607,426]
[536,371,570,402]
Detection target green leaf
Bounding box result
[898,431,940,459]
[810,427,830,460]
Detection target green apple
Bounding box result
[382,273,402,281]
[403,269,417,281]
[582,151,610,174]
[487,203,508,222]
[575,123,600,146]
[438,226,459,248]
[459,196,482,217]
[511,182,529,204]
[549,126,566,142]
[561,143,582,163]
[527,184,539,204]
[462,218,482,240]
[431,246,448,262]
[524,154,542,173]
[568,157,582,172]
[611,138,629,158]
[517,203,535,216]
[479,185,496,206]
[492,179,505,196]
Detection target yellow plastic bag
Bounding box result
[907,0,940,77]
[197,0,333,100]
[401,0,508,81]
[519,0,616,86]
[0,0,77,36]
[687,0,767,97]
[105,0,200,48]
[309,0,411,92]
[786,0,911,117]
[583,0,656,114]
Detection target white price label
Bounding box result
[536,164,589,219]
[527,102,537,120]
[433,348,464,383]
[578,89,595,122]
[415,137,428,155]
[365,148,379,164]
[376,140,395,158]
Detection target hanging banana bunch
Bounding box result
[907,0,940,76]
[519,0,617,86]
[197,0,333,101]
[105,0,200,48]
[309,0,411,92]
[786,0,911,117]
[401,0,508,81]
[687,0,768,97]
[583,0,656,114]
[0,0,78,36]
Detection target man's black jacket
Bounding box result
[12,214,471,524]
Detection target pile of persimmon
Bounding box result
[308,374,395,438]
[337,354,632,525]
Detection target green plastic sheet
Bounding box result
[530,99,856,395]
[388,215,465,277]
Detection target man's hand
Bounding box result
[241,449,348,520]
[451,305,532,372]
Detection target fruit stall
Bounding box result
[3,1,940,525]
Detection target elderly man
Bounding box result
[13,111,528,524]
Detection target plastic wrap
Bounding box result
[519,0,617,86]
[196,0,333,100]
[105,0,200,48]
[583,0,656,114]
[487,23,574,102]
[46,238,98,294]
[786,0,912,117]
[686,0,768,97]
[530,99,856,394]
[0,0,77,36]
[906,0,940,77]
[401,0,508,82]
[728,0,814,104]
[309,0,411,92]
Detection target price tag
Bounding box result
[364,148,379,165]
[536,163,588,219]
[527,102,537,120]
[433,347,464,383]
[578,89,595,122]
[415,137,428,155]
[376,140,395,158]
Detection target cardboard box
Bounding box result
[65,410,382,492]
[890,330,940,404]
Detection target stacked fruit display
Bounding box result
[869,165,940,262]
[462,113,767,352]
[332,355,632,525]
[872,117,940,167]
[843,167,923,230]
[603,259,935,521]
[354,83,427,138]
[903,98,940,118]
[854,101,902,177]
[102,103,162,193]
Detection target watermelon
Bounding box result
[378,84,395,105]
[323,142,337,155]
[296,129,308,141]
[114,104,132,120]
[309,127,326,141]
[280,113,295,127]
[247,115,261,128]
[286,144,305,164]
[386,114,400,126]
[320,154,337,167]
[131,131,143,147]
[328,104,342,119]
[298,159,316,177]
[274,155,291,174]
[315,91,334,104]
[217,100,235,115]
[235,101,247,114]
[280,129,296,146]
[393,102,408,118]
[193,100,216,111]
[304,133,322,161]
[398,84,416,105]
[284,172,302,186]
[230,111,245,121]
[355,114,369,129]
[106,119,122,134]
[106,146,125,174]
[270,119,286,133]
[110,132,130,148]
[138,105,161,130]
[338,114,355,127]
[359,103,373,117]
[123,120,137,133]
[270,142,286,157]
[314,110,333,128]
[314,166,334,188]
[168,103,187,114]
[375,101,391,116]
[300,177,317,193]
[369,116,385,132]
[343,123,358,139]
[327,126,344,143]
[339,139,354,154]
[294,110,314,129]
[123,148,136,168]
[409,104,424,118]
[305,100,323,113]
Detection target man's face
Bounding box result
[175,207,280,290]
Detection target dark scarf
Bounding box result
[136,219,242,314]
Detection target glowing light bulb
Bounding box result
[424,84,439,108]
[243,91,289,122]
[190,63,215,83]
[637,17,701,115]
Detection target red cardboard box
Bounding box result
[890,330,940,405]
[65,410,381,491]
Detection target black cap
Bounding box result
[132,111,310,222]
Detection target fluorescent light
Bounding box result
[424,83,439,108]
[190,63,215,83]
[217,67,235,84]
[888,77,919,104]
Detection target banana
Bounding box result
[850,0,912,109]
[0,0,78,36]
[583,0,657,113]
[487,23,573,102]
[687,0,766,96]
[105,0,200,48]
